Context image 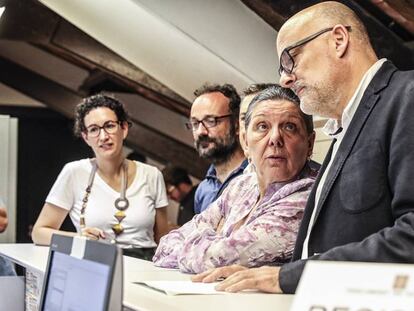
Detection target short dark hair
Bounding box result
[73,94,131,137]
[242,83,279,97]
[162,165,192,186]
[245,85,314,134]
[193,83,241,120]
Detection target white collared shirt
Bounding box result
[301,58,387,259]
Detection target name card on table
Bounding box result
[291,261,414,311]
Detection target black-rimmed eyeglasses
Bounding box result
[278,26,351,76]
[185,114,232,131]
[85,120,121,137]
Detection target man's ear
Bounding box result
[332,24,350,58]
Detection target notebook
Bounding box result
[134,280,226,295]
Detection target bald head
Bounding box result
[278,1,371,55]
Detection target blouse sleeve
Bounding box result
[45,163,75,211]
[176,186,311,274]
[153,168,168,208]
[152,197,224,268]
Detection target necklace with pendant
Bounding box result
[80,159,130,243]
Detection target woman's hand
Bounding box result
[81,227,106,240]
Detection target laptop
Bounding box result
[39,234,123,311]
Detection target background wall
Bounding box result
[0,107,91,242]
[0,114,17,243]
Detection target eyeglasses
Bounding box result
[278,26,351,76]
[85,120,121,137]
[185,114,232,131]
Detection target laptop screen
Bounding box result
[40,235,121,311]
[42,252,111,311]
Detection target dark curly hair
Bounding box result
[162,165,192,186]
[73,94,131,137]
[245,85,314,134]
[193,83,241,121]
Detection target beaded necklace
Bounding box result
[80,159,129,243]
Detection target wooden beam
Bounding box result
[0,56,208,178]
[241,0,287,30]
[0,0,191,116]
[369,0,414,35]
[244,0,414,70]
[47,20,191,115]
[0,0,60,43]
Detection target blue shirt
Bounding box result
[194,159,248,214]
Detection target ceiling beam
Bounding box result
[45,20,192,116]
[0,0,191,116]
[244,0,414,70]
[0,56,208,178]
[241,0,286,30]
[369,0,414,35]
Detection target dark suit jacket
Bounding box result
[279,61,414,293]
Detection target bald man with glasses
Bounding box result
[193,1,414,294]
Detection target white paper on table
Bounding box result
[134,281,227,295]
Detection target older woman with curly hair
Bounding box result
[153,85,317,272]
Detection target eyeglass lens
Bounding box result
[87,121,119,137]
[279,51,293,75]
[186,115,231,131]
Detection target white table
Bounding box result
[0,243,293,311]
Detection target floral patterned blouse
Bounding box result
[153,168,316,273]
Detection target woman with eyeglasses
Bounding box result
[153,85,318,273]
[32,94,169,260]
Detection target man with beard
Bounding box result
[192,1,414,294]
[188,83,247,214]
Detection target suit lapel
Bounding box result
[311,61,397,228]
[292,140,336,259]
